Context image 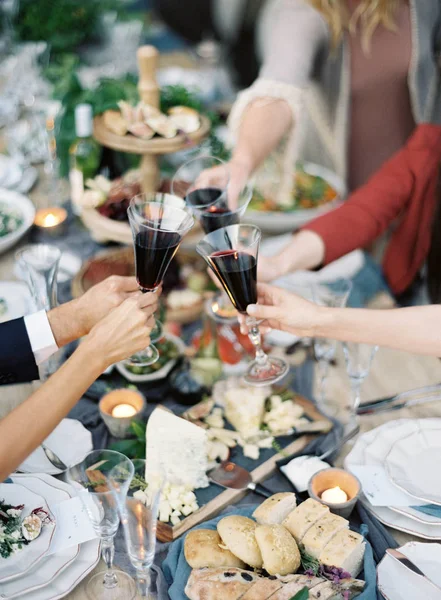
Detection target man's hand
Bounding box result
[47,276,150,347]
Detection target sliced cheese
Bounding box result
[319,529,365,577]
[301,512,349,559]
[283,498,329,542]
[145,408,209,489]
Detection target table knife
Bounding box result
[386,548,441,593]
[357,383,441,415]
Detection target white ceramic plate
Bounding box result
[386,425,441,506]
[246,162,346,234]
[0,483,56,582]
[345,419,441,539]
[18,419,93,475]
[377,542,441,600]
[0,156,23,189]
[0,281,32,323]
[0,189,35,255]
[116,333,186,382]
[3,474,79,599]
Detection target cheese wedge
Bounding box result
[283,498,329,542]
[145,407,209,489]
[319,529,365,577]
[301,512,349,559]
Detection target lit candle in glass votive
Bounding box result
[308,468,361,518]
[321,486,348,504]
[34,208,67,235]
[112,403,138,418]
[99,389,146,438]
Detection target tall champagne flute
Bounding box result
[342,342,378,429]
[125,194,194,367]
[67,450,135,600]
[197,224,289,386]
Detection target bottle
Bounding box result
[190,314,223,388]
[69,104,101,215]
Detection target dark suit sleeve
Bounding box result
[0,318,39,384]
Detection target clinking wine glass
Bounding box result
[67,450,135,600]
[342,342,378,430]
[197,224,289,386]
[125,194,194,367]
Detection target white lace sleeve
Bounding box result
[228,78,305,205]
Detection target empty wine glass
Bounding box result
[67,450,136,600]
[125,193,194,367]
[342,342,378,429]
[312,280,352,411]
[16,244,61,311]
[197,224,289,386]
[109,459,162,598]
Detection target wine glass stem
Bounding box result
[317,358,329,403]
[101,536,118,589]
[136,569,152,598]
[349,377,362,427]
[248,320,269,367]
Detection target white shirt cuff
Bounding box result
[24,310,59,366]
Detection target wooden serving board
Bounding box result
[156,395,332,542]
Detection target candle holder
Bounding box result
[99,389,146,438]
[34,207,68,237]
[308,467,361,518]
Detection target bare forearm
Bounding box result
[314,305,441,356]
[270,230,325,279]
[0,343,103,480]
[231,99,292,174]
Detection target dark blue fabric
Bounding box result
[163,505,379,600]
[0,317,39,384]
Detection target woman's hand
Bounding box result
[196,158,252,208]
[242,283,323,337]
[82,292,159,368]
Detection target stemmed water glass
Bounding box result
[67,450,135,600]
[312,280,352,411]
[197,224,289,386]
[342,342,378,429]
[109,459,162,598]
[126,193,194,366]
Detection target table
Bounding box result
[2,154,441,600]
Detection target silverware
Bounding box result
[357,383,441,415]
[386,548,441,592]
[41,443,68,471]
[208,461,273,498]
[318,425,360,461]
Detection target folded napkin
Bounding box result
[162,505,379,600]
[411,504,441,518]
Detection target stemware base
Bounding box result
[243,356,289,387]
[123,345,160,368]
[86,570,136,600]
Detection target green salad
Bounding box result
[0,203,24,238]
[126,337,180,376]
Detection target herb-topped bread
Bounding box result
[217,516,263,569]
[254,524,301,575]
[283,498,330,542]
[301,512,349,559]
[184,529,246,569]
[319,529,366,577]
[252,492,297,525]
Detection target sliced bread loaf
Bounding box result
[319,529,365,577]
[301,512,348,559]
[283,498,329,542]
[252,493,297,525]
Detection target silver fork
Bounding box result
[41,443,68,471]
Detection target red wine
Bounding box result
[134,230,181,291]
[185,187,223,209]
[185,187,238,233]
[208,250,257,313]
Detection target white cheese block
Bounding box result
[283,498,329,542]
[319,529,365,577]
[224,386,267,439]
[301,512,349,559]
[145,408,209,489]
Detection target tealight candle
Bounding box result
[112,403,138,418]
[34,207,68,236]
[99,389,146,438]
[308,468,361,518]
[321,486,348,504]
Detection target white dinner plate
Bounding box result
[377,542,441,600]
[18,419,93,475]
[246,162,346,233]
[345,419,441,539]
[0,156,23,190]
[0,188,35,255]
[3,474,79,599]
[0,281,32,323]
[386,425,441,506]
[0,483,56,582]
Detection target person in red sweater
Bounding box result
[258,124,441,302]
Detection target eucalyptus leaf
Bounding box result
[130,420,146,441]
[290,588,309,600]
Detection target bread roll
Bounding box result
[319,529,365,577]
[283,498,329,542]
[184,530,246,569]
[252,493,297,525]
[184,567,259,600]
[301,512,348,559]
[240,579,283,599]
[217,516,262,568]
[255,525,301,576]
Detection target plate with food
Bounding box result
[162,494,374,600]
[0,189,35,254]
[247,162,345,233]
[0,483,56,582]
[116,333,186,382]
[124,380,332,541]
[0,281,31,323]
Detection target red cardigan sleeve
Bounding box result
[302,145,415,265]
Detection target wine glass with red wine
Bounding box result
[197,224,289,386]
[125,194,194,367]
